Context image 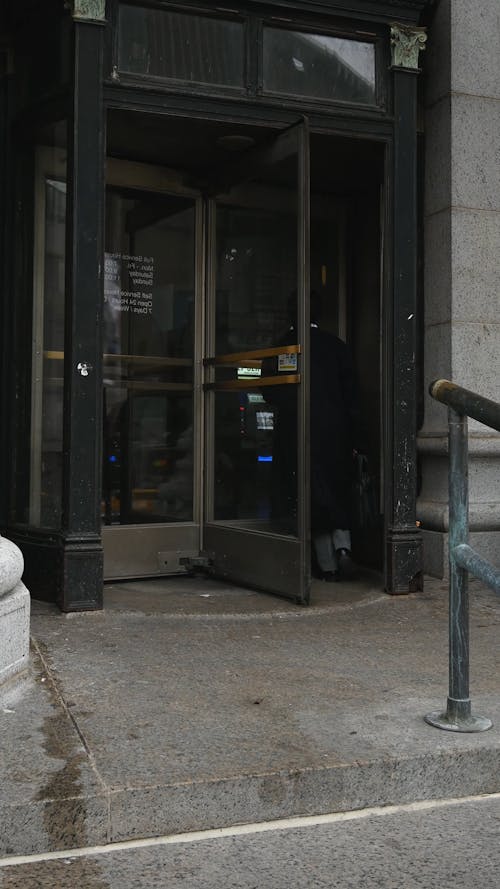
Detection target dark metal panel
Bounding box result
[104,87,395,140]
[110,1,428,27]
[103,524,200,579]
[204,525,305,602]
[61,537,104,612]
[61,18,106,609]
[244,0,428,15]
[0,527,105,611]
[104,82,391,121]
[243,0,430,20]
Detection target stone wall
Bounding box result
[418,0,500,576]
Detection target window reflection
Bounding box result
[103,191,196,525]
[213,388,298,535]
[215,206,297,354]
[34,177,66,527]
[263,28,376,104]
[119,5,244,88]
[28,138,67,529]
[213,201,299,534]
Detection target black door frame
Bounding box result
[1,6,427,608]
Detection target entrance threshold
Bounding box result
[103,572,385,616]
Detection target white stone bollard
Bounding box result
[0,535,30,687]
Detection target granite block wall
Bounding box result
[418,0,500,575]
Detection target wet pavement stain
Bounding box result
[0,856,111,889]
[36,709,89,844]
[27,645,109,888]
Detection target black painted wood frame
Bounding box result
[1,0,428,607]
[384,62,423,593]
[59,16,105,611]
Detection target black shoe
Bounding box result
[319,570,339,582]
[337,549,356,579]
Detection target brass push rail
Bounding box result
[425,379,500,733]
[204,344,300,365]
[204,344,301,390]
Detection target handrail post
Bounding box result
[447,407,471,720]
[425,406,492,732]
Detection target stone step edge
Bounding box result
[2,746,500,857]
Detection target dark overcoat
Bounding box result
[266,326,358,534]
[309,327,358,532]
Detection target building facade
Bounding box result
[417,0,500,575]
[0,0,497,611]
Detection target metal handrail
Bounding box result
[429,379,500,432]
[425,379,500,733]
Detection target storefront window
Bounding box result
[103,189,196,525]
[29,128,67,528]
[263,28,376,105]
[118,4,245,88]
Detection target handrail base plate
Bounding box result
[425,709,492,733]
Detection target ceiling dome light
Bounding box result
[216,134,256,151]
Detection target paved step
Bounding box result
[1,576,500,857]
[3,795,500,889]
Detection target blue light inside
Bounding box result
[258,455,273,463]
[109,455,117,463]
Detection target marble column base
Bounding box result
[422,529,500,580]
[0,582,30,686]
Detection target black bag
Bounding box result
[352,454,379,530]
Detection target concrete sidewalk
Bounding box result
[1,573,500,858]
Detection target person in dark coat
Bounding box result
[309,291,358,580]
[265,291,358,579]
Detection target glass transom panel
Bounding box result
[263,27,376,105]
[118,4,245,87]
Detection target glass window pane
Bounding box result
[213,386,297,536]
[103,190,196,526]
[263,28,376,104]
[213,159,300,536]
[119,5,244,88]
[28,131,67,529]
[215,206,297,355]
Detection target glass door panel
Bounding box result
[102,186,200,578]
[213,204,299,535]
[204,121,310,603]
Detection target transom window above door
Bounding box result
[116,3,380,108]
[118,5,245,88]
[262,27,376,104]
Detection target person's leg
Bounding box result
[332,529,356,578]
[332,529,351,553]
[313,531,339,579]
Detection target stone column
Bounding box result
[0,535,30,686]
[418,0,500,576]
